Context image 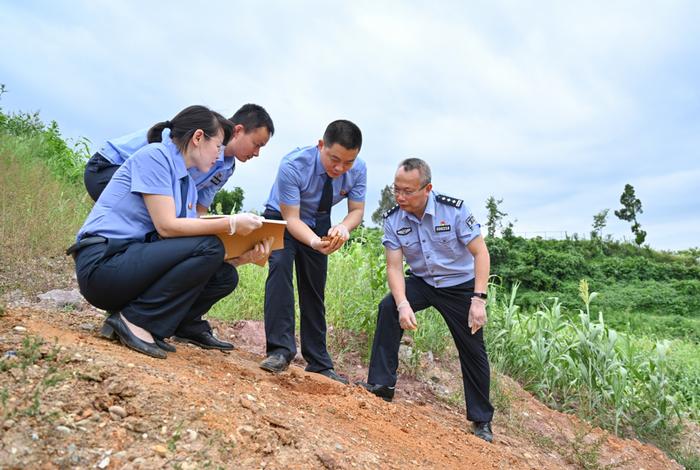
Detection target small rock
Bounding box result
[31,431,39,440]
[245,394,257,402]
[97,457,110,469]
[55,425,71,434]
[335,443,345,452]
[3,419,15,430]
[37,289,84,309]
[237,425,256,437]
[186,429,198,442]
[2,350,17,359]
[79,323,95,331]
[398,344,413,363]
[13,326,27,332]
[108,405,128,418]
[153,445,168,457]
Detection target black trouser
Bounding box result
[262,210,333,372]
[74,235,237,338]
[368,275,494,423]
[84,152,120,202]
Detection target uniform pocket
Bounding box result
[400,233,422,259]
[433,233,460,259]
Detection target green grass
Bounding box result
[0,134,91,294]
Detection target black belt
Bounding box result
[65,236,107,258]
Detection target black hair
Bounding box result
[230,103,275,136]
[399,158,432,186]
[322,119,362,151]
[147,105,234,154]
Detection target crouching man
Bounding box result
[358,158,495,443]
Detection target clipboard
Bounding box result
[201,216,287,265]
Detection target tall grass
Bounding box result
[486,280,699,466]
[0,93,92,294]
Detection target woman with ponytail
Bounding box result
[68,105,272,359]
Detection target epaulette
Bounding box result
[382,204,400,219]
[435,194,463,208]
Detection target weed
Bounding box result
[168,421,185,452]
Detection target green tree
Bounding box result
[211,187,245,215]
[614,184,646,245]
[371,184,396,225]
[485,196,507,238]
[591,208,610,240]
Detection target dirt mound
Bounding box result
[0,305,681,469]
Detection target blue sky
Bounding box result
[1,0,698,250]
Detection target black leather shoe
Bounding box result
[260,354,290,373]
[104,314,166,359]
[100,311,121,340]
[154,337,176,352]
[316,369,349,385]
[355,381,395,402]
[473,421,493,443]
[173,331,234,350]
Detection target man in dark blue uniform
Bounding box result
[260,120,366,383]
[358,158,495,442]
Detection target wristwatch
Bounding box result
[471,292,488,300]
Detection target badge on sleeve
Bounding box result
[465,214,477,230]
[396,227,412,236]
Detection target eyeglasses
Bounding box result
[205,133,225,153]
[391,183,428,197]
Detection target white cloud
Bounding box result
[1,0,698,250]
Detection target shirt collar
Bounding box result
[164,136,188,179]
[314,146,328,177]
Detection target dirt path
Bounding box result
[0,305,681,469]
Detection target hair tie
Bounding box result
[164,120,173,129]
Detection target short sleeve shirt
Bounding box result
[265,145,367,228]
[382,191,481,288]
[77,136,198,241]
[99,128,235,208]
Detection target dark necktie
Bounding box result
[178,176,189,218]
[314,175,333,236]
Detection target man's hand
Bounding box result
[230,213,264,236]
[397,301,418,330]
[310,236,335,255]
[328,223,350,242]
[468,297,487,334]
[228,237,274,267]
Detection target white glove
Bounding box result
[229,213,264,236]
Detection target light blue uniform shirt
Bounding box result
[382,191,481,288]
[99,128,235,209]
[77,136,198,241]
[265,145,367,228]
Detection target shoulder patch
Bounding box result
[435,194,463,208]
[382,204,400,219]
